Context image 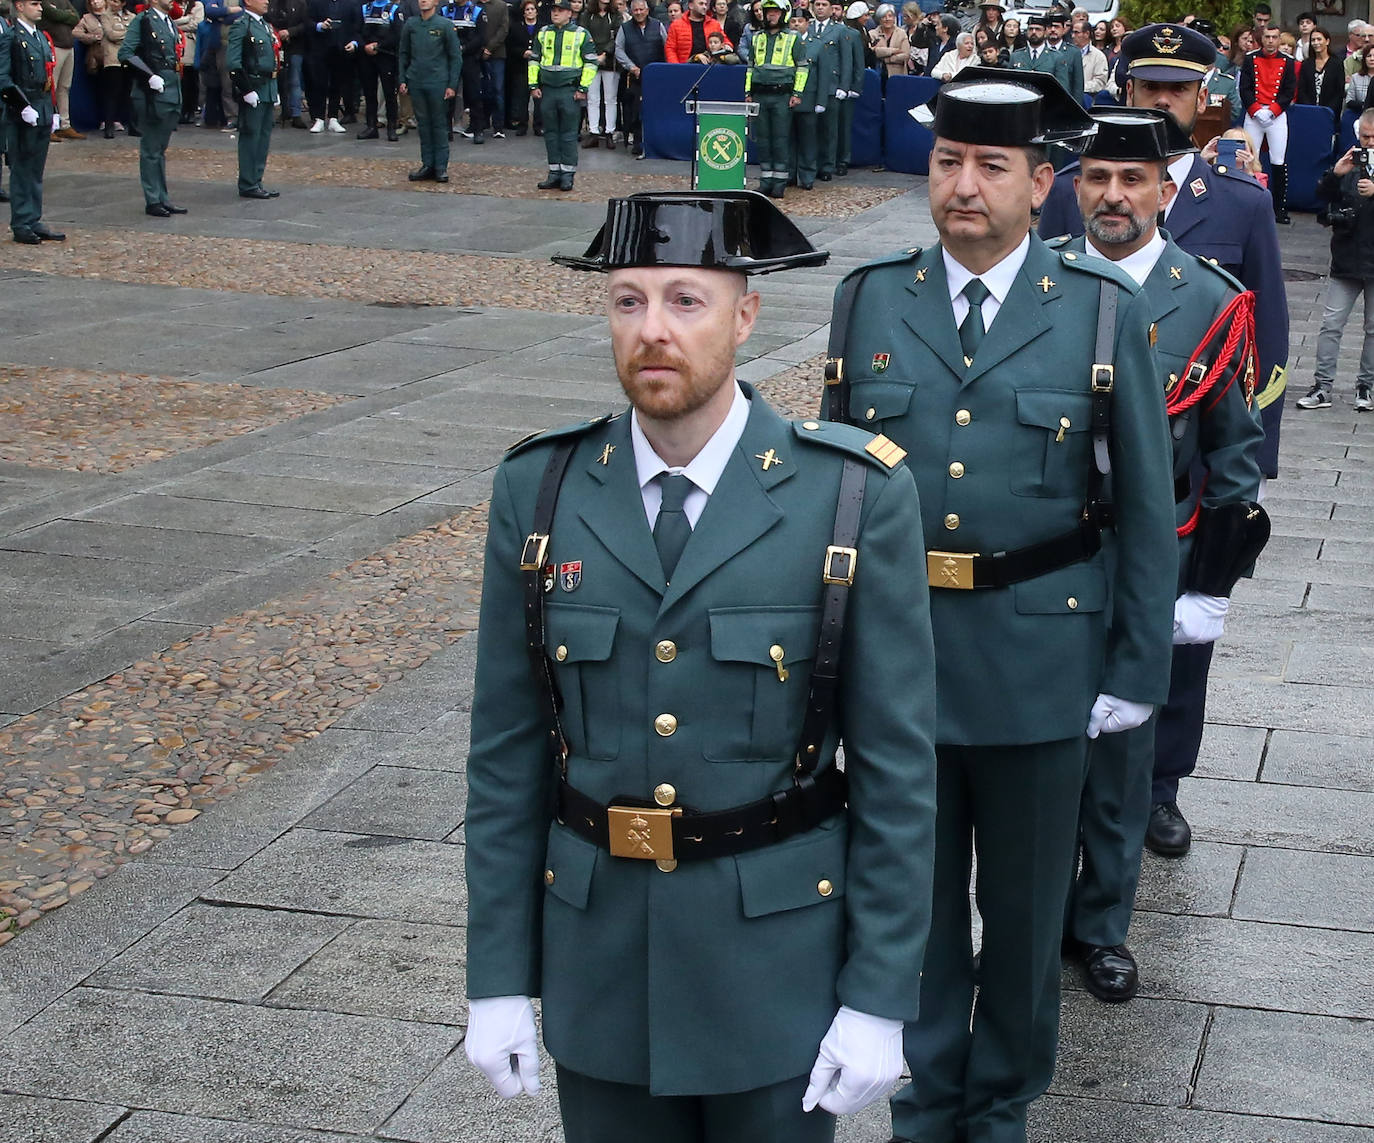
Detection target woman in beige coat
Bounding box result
[98,0,135,137]
[870,3,909,77]
[175,1,205,125]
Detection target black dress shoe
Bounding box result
[103,126,115,139]
[1145,801,1191,857]
[261,188,280,197]
[386,125,398,141]
[145,203,172,217]
[836,163,848,175]
[33,224,66,240]
[818,172,832,181]
[433,172,449,183]
[12,229,41,244]
[239,187,273,198]
[407,165,435,181]
[159,203,187,214]
[128,125,141,137]
[357,124,379,139]
[1079,943,1140,1003]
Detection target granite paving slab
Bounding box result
[103,1112,367,1143]
[1133,842,1243,919]
[71,493,356,541]
[160,471,437,516]
[299,766,466,841]
[1233,847,1374,931]
[0,1092,127,1143]
[1,519,301,572]
[1194,724,1267,782]
[1029,1096,1374,1142]
[1262,729,1374,792]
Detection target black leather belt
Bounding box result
[752,82,793,92]
[926,520,1103,590]
[1175,474,1191,503]
[557,764,847,864]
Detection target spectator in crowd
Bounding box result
[507,0,539,134]
[1228,24,1254,72]
[1091,18,1111,59]
[929,11,957,67]
[1347,44,1374,113]
[1253,1,1271,34]
[1242,24,1297,223]
[1297,112,1374,412]
[998,14,1023,55]
[174,0,206,124]
[73,0,106,108]
[1072,19,1106,94]
[482,0,507,138]
[664,0,723,62]
[974,0,1002,42]
[869,2,907,80]
[664,0,681,23]
[1294,10,1315,60]
[614,0,663,155]
[203,0,243,128]
[306,0,359,132]
[1202,125,1267,185]
[722,0,749,47]
[705,26,737,61]
[270,0,310,127]
[1280,30,1296,57]
[97,0,134,135]
[355,0,403,139]
[445,0,489,141]
[1345,21,1369,77]
[930,29,973,80]
[582,0,620,146]
[977,38,1000,66]
[1299,25,1344,119]
[39,0,81,139]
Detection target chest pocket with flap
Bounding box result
[546,603,621,760]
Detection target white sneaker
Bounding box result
[1356,384,1373,412]
[327,117,346,133]
[309,118,325,133]
[1296,385,1332,410]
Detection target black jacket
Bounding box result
[269,0,309,54]
[1298,54,1345,116]
[1320,163,1374,281]
[306,0,362,51]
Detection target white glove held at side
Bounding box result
[1087,693,1154,739]
[1172,591,1229,645]
[802,1006,904,1116]
[21,105,39,126]
[465,996,541,1098]
[244,90,260,106]
[51,112,61,132]
[848,89,860,98]
[834,89,846,99]
[815,103,825,112]
[148,74,166,92]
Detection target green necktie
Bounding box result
[653,473,693,583]
[959,278,990,363]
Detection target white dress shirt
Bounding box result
[1163,154,1195,221]
[944,233,1031,332]
[1083,230,1167,287]
[632,383,750,529]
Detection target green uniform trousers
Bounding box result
[836,92,854,169]
[411,84,450,175]
[236,99,274,193]
[133,96,178,206]
[790,110,817,187]
[540,82,579,172]
[751,90,793,187]
[556,1065,836,1143]
[816,102,839,177]
[891,738,1087,1143]
[6,120,50,234]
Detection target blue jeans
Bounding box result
[483,58,505,126]
[285,53,304,118]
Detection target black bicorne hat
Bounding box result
[1121,23,1217,82]
[1080,106,1198,161]
[552,192,829,275]
[922,66,1096,149]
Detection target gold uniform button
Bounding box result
[1064,251,1078,260]
[654,782,676,806]
[1067,597,1079,610]
[944,513,960,530]
[555,645,568,662]
[655,713,678,737]
[656,858,678,873]
[949,461,965,479]
[865,407,877,420]
[802,421,820,430]
[955,409,971,426]
[817,879,834,897]
[544,869,555,886]
[655,640,677,663]
[1217,165,1228,174]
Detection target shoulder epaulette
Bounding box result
[1212,162,1263,189]
[505,412,616,458]
[1043,234,1072,248]
[791,419,908,469]
[1053,247,1138,290]
[839,246,923,285]
[1189,252,1245,293]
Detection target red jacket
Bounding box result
[1241,49,1297,116]
[664,13,729,63]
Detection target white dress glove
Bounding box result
[834,89,846,99]
[1172,592,1229,645]
[848,89,860,98]
[51,112,61,132]
[465,996,541,1098]
[21,105,39,126]
[815,103,825,113]
[1087,693,1154,739]
[1254,107,1273,125]
[243,90,260,106]
[802,1006,904,1116]
[148,74,166,92]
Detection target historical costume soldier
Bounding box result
[1053,107,1268,1003]
[463,190,939,1143]
[0,0,64,243]
[823,69,1177,1142]
[529,0,596,191]
[118,0,187,217]
[227,0,282,199]
[1037,22,1289,855]
[1240,24,1296,223]
[398,0,459,182]
[808,0,849,181]
[356,0,403,139]
[789,7,822,188]
[746,0,806,198]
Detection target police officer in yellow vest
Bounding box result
[463,191,940,1143]
[746,0,807,199]
[530,0,597,191]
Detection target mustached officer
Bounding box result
[746,0,807,198]
[530,0,597,191]
[823,69,1177,1142]
[463,191,939,1142]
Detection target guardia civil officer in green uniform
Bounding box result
[398,0,460,183]
[836,1,867,175]
[823,70,1177,1143]
[0,0,65,244]
[227,0,281,199]
[119,0,187,217]
[789,8,823,189]
[808,0,849,181]
[746,0,806,199]
[530,0,597,191]
[1055,108,1267,1004]
[463,190,940,1143]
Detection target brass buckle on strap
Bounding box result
[1091,364,1115,392]
[823,545,858,586]
[519,532,549,571]
[926,550,977,590]
[823,357,844,385]
[607,805,682,861]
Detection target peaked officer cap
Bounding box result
[1121,23,1217,82]
[1080,107,1197,161]
[920,66,1097,148]
[553,192,830,275]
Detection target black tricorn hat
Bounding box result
[925,66,1097,148]
[1080,107,1198,161]
[552,191,829,275]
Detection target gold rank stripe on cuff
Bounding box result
[864,434,907,468]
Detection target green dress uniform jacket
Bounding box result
[398,12,460,175]
[226,12,279,193]
[811,18,849,177]
[465,391,938,1097]
[836,21,864,169]
[1009,42,1079,102]
[0,17,55,235]
[528,21,596,176]
[746,28,806,192]
[789,32,822,187]
[1206,66,1244,126]
[118,9,182,207]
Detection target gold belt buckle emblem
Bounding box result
[926,550,976,590]
[607,805,681,861]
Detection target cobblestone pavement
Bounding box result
[1,130,1372,1143]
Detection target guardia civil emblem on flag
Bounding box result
[872,352,890,373]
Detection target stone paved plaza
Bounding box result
[1,127,1372,1142]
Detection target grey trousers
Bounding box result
[1313,274,1374,389]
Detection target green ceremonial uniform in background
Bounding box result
[1055,230,1263,955]
[789,30,822,188]
[1047,40,1083,103]
[835,21,864,173]
[529,19,596,187]
[226,11,279,195]
[811,16,849,179]
[826,235,1177,1143]
[746,24,807,197]
[0,15,54,238]
[398,11,460,177]
[118,8,182,208]
[1206,67,1243,126]
[465,390,939,1137]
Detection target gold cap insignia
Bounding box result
[1152,27,1182,53]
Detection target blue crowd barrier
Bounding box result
[1257,103,1334,213]
[1340,106,1359,156]
[882,74,938,174]
[849,69,882,168]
